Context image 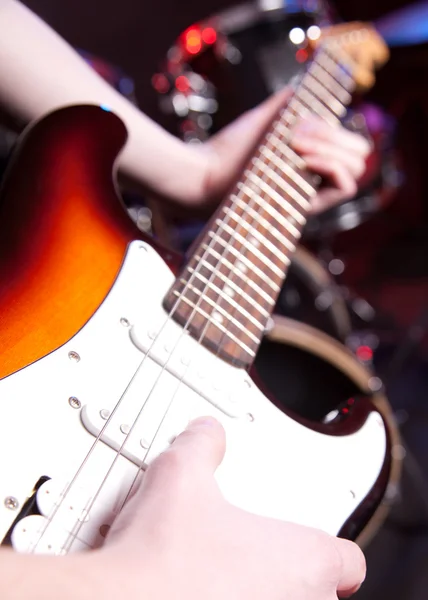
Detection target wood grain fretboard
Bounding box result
[164,43,357,368]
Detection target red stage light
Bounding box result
[202,27,217,45]
[295,48,308,63]
[175,75,190,93]
[151,73,170,94]
[181,120,196,132]
[356,345,374,361]
[185,28,202,55]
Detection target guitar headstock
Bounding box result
[308,22,389,91]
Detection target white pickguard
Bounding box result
[0,241,387,554]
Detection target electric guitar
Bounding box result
[0,25,391,554]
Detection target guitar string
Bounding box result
[104,39,357,536]
[28,112,286,553]
[30,45,351,554]
[110,40,358,520]
[59,113,303,552]
[112,88,320,516]
[36,45,348,554]
[57,170,281,554]
[178,38,352,382]
[60,44,353,552]
[56,93,310,555]
[32,44,348,556]
[28,183,253,553]
[113,116,314,513]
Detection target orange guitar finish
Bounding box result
[0,105,178,380]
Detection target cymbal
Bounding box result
[375,1,428,47]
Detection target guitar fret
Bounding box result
[186,266,271,318]
[172,292,256,357]
[308,62,352,105]
[238,181,301,239]
[302,73,347,118]
[251,157,311,218]
[179,278,266,332]
[286,98,311,120]
[214,219,289,273]
[219,212,290,265]
[226,200,296,253]
[259,145,315,197]
[325,44,359,87]
[200,243,281,292]
[266,131,307,170]
[174,289,256,341]
[316,52,355,91]
[241,174,304,235]
[238,181,300,240]
[205,228,285,281]
[208,229,286,279]
[295,88,340,126]
[191,256,276,306]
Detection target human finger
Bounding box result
[292,116,371,157]
[143,417,226,492]
[291,135,368,180]
[334,537,367,597]
[303,154,358,200]
[106,418,226,543]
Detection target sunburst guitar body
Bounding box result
[0,23,396,553]
[0,104,391,555]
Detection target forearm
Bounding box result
[0,0,208,204]
[0,549,99,599]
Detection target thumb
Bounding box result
[249,85,294,129]
[105,418,226,545]
[210,85,293,154]
[204,86,293,203]
[146,416,226,487]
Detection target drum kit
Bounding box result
[145,0,428,546]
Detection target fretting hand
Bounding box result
[203,88,371,213]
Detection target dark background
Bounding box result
[20,0,417,121]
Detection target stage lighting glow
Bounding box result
[289,27,305,45]
[307,25,321,41]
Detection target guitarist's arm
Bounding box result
[0,0,370,211]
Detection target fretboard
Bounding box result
[163,42,357,368]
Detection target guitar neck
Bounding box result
[164,43,357,368]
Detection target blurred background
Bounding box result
[2,1,428,597]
